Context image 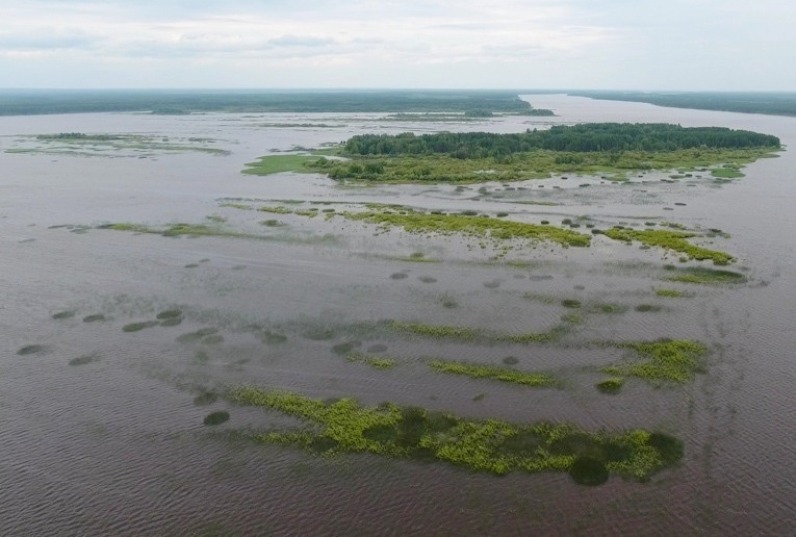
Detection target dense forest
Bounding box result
[0,90,539,116]
[569,91,796,117]
[343,123,781,159]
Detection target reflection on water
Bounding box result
[2,96,796,535]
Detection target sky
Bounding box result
[0,0,794,90]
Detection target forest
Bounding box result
[570,91,796,117]
[0,90,539,116]
[343,123,781,159]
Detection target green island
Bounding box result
[429,359,557,387]
[243,123,780,182]
[227,387,683,483]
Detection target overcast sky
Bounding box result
[0,0,793,90]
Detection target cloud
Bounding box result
[0,0,792,88]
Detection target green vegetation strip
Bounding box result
[604,339,708,384]
[429,359,556,387]
[663,267,747,285]
[603,227,733,265]
[388,320,564,344]
[343,210,591,247]
[346,352,398,369]
[242,154,329,176]
[227,387,683,482]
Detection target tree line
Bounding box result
[343,123,780,159]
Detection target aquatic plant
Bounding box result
[388,320,563,344]
[654,288,689,298]
[122,321,158,332]
[604,339,708,384]
[52,310,75,320]
[226,387,684,482]
[346,352,398,369]
[203,411,230,426]
[156,309,182,320]
[429,359,556,387]
[596,377,625,394]
[663,267,747,285]
[603,227,733,265]
[341,210,591,248]
[82,314,106,323]
[69,353,100,366]
[17,344,45,356]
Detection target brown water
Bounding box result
[1,96,795,536]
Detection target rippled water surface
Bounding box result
[2,96,796,536]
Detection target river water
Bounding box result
[1,95,795,536]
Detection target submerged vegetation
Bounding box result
[388,320,564,344]
[227,387,683,482]
[6,132,229,156]
[429,359,557,388]
[346,352,398,369]
[662,266,747,285]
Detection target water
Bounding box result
[1,96,795,535]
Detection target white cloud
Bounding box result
[0,0,792,88]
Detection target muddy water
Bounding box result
[1,96,795,536]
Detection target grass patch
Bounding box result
[342,209,591,248]
[52,310,75,320]
[663,267,747,285]
[711,166,745,179]
[603,227,733,265]
[347,352,398,369]
[226,387,684,481]
[242,154,331,176]
[429,359,556,388]
[604,339,708,384]
[654,288,689,298]
[83,314,106,322]
[388,320,563,344]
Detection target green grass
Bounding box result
[711,165,745,179]
[303,147,775,184]
[429,359,556,387]
[388,320,563,344]
[346,352,398,369]
[342,209,591,248]
[663,267,747,285]
[603,227,733,265]
[242,154,332,176]
[654,288,689,298]
[604,339,708,384]
[226,387,683,482]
